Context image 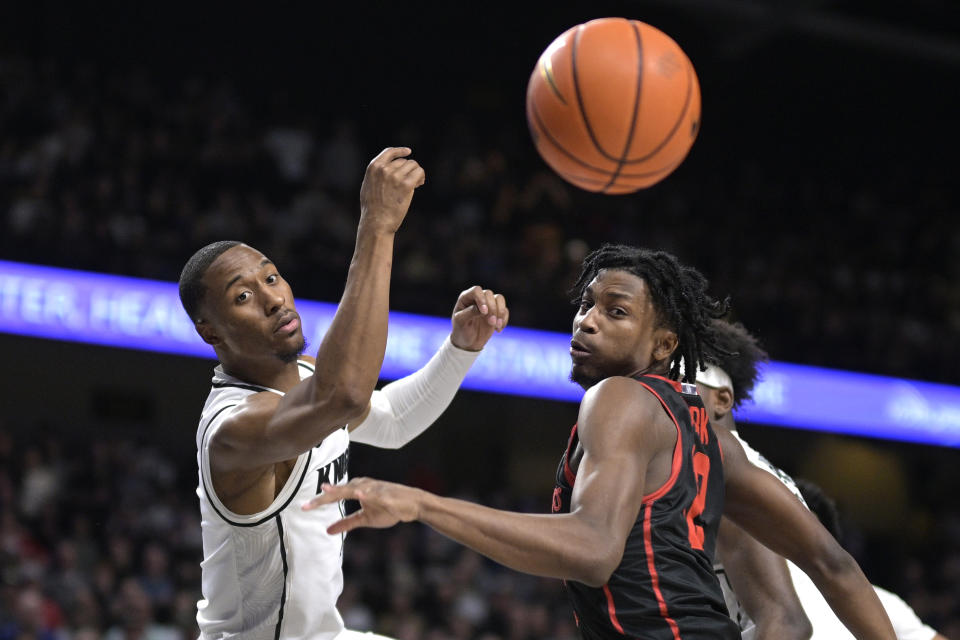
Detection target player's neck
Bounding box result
[711,415,736,435]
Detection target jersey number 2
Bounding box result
[685,451,710,551]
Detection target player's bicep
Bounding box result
[570,379,661,553]
[208,393,292,471]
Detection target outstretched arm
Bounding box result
[716,516,812,640]
[212,148,425,472]
[348,286,509,448]
[717,427,895,640]
[305,376,665,586]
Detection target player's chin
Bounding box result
[569,364,602,390]
[276,335,307,364]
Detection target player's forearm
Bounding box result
[349,337,479,448]
[416,490,619,586]
[309,225,395,413]
[265,227,396,452]
[802,550,896,640]
[753,615,812,640]
[717,519,811,640]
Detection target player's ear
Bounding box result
[652,328,678,363]
[714,386,735,418]
[195,319,222,347]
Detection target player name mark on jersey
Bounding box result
[315,447,349,494]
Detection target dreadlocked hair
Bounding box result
[707,319,770,409]
[570,244,731,385]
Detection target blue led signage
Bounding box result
[1,260,957,447]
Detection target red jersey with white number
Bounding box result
[552,374,738,640]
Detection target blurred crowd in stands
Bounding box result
[1,57,957,384]
[0,429,957,639]
[1,52,958,638]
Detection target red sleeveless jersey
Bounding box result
[552,374,739,639]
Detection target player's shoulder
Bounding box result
[584,375,661,406]
[216,390,282,432]
[579,376,673,440]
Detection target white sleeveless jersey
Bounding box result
[195,360,351,640]
[717,432,936,640]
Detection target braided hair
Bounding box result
[571,244,730,385]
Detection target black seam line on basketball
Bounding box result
[603,20,645,193]
[540,58,567,105]
[572,23,619,162]
[212,381,270,393]
[556,162,677,186]
[274,516,288,640]
[532,104,677,179]
[623,54,694,165]
[532,105,616,174]
[201,440,314,528]
[558,163,675,184]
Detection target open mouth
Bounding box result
[569,340,590,358]
[276,314,300,334]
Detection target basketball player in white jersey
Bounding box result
[695,319,948,640]
[177,147,510,640]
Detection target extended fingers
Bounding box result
[326,510,367,535]
[302,481,361,511]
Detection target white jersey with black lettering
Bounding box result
[195,360,351,640]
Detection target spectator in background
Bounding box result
[104,579,178,640]
[0,584,62,640]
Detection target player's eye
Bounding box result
[266,274,278,284]
[236,291,251,303]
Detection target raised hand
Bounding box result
[302,477,422,535]
[358,147,426,234]
[449,286,509,351]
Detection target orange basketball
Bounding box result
[526,18,701,194]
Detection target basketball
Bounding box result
[526,18,701,194]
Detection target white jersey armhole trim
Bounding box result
[200,403,313,527]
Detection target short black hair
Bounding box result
[795,478,844,541]
[571,244,730,385]
[179,240,242,322]
[707,320,770,408]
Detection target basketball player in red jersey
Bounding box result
[306,245,896,640]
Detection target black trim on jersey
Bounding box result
[297,360,315,373]
[199,405,237,457]
[274,516,288,640]
[199,404,315,527]
[212,380,271,393]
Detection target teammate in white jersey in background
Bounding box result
[696,319,948,640]
[177,147,510,640]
